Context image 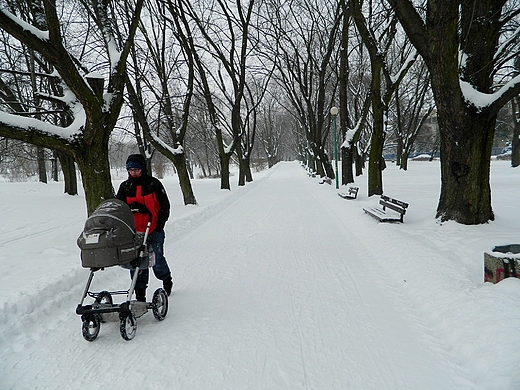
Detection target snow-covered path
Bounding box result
[2,161,520,389]
[167,163,459,389]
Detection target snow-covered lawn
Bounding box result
[1,160,520,389]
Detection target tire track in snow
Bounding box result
[317,187,477,389]
[0,220,81,247]
[271,165,466,389]
[286,184,401,389]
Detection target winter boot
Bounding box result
[163,276,173,296]
[135,288,146,302]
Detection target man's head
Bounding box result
[126,154,147,178]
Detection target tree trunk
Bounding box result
[237,143,246,187]
[243,151,253,183]
[172,153,197,205]
[57,151,77,195]
[355,148,364,177]
[74,142,115,216]
[427,3,496,224]
[341,146,354,184]
[339,0,352,186]
[37,146,47,183]
[186,157,194,180]
[400,151,409,171]
[368,67,384,196]
[436,102,495,223]
[51,151,58,181]
[220,154,231,190]
[511,96,520,168]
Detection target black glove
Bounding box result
[129,202,148,214]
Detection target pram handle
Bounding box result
[126,206,153,301]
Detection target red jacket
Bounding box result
[116,174,170,233]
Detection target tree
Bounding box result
[175,0,259,190]
[335,1,373,183]
[265,0,343,179]
[511,55,520,167]
[511,95,520,167]
[237,71,274,184]
[125,0,197,205]
[0,5,77,190]
[256,89,285,168]
[185,94,220,178]
[390,59,434,170]
[387,0,520,224]
[351,0,416,196]
[0,0,144,215]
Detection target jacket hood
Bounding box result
[126,154,148,175]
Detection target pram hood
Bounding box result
[83,198,135,240]
[78,199,141,268]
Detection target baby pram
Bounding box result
[76,198,168,341]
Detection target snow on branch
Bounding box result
[494,25,520,62]
[0,8,49,41]
[0,100,85,140]
[460,74,520,112]
[341,126,359,149]
[150,131,183,155]
[390,49,417,84]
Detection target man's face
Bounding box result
[128,168,142,178]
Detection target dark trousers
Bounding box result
[131,230,171,291]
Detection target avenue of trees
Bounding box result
[0,0,519,224]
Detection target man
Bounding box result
[116,154,173,301]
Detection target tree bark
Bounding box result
[220,153,232,190]
[367,62,384,196]
[339,0,354,185]
[37,146,47,183]
[387,0,520,224]
[512,96,520,168]
[57,151,77,195]
[172,152,197,205]
[73,134,115,215]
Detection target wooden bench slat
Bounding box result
[338,186,359,200]
[381,195,409,209]
[364,195,408,223]
[363,207,403,223]
[380,200,406,214]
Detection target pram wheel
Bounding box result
[152,288,168,321]
[119,311,137,340]
[82,314,101,341]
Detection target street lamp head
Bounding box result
[330,106,339,116]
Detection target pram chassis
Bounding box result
[76,209,168,341]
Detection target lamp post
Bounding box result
[330,106,339,189]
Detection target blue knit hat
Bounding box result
[126,159,144,170]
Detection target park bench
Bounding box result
[337,186,359,200]
[319,177,332,185]
[363,195,409,223]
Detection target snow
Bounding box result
[0,108,84,139]
[0,9,49,40]
[460,76,520,110]
[1,160,520,389]
[0,86,84,139]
